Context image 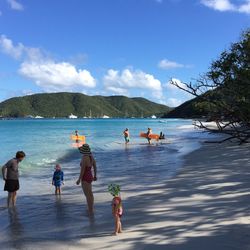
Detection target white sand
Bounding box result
[1,142,250,250]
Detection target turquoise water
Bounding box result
[0,118,205,197]
[0,118,214,246]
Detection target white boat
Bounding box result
[26,115,34,119]
[69,113,78,119]
[151,115,157,119]
[35,115,44,119]
[102,115,110,119]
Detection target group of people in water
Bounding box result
[2,127,166,235]
[2,144,123,236]
[123,127,165,144]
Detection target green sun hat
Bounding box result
[108,184,121,196]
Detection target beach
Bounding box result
[1,132,250,249]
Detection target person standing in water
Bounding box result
[108,184,123,236]
[123,128,130,144]
[159,131,165,140]
[75,130,79,143]
[2,151,26,208]
[76,144,97,215]
[146,128,152,144]
[52,164,64,195]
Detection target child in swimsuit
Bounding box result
[52,164,64,195]
[123,128,130,144]
[108,184,123,235]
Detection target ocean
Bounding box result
[0,118,211,197]
[0,118,215,248]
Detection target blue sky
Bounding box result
[0,0,249,106]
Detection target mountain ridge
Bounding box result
[0,92,172,118]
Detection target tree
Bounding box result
[170,29,250,143]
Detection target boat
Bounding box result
[26,115,34,119]
[35,115,44,119]
[151,115,157,119]
[89,109,92,118]
[102,115,110,119]
[69,113,78,119]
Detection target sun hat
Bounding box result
[78,144,92,155]
[108,184,121,196]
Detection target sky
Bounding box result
[0,0,249,107]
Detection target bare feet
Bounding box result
[112,232,118,236]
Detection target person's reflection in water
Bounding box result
[55,195,64,225]
[8,207,23,249]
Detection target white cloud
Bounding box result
[105,86,129,95]
[165,78,188,91]
[103,68,163,98]
[0,34,96,92]
[0,35,24,59]
[0,35,45,61]
[158,59,192,70]
[158,59,185,70]
[201,0,235,11]
[238,0,250,14]
[7,0,24,11]
[201,0,250,14]
[166,97,183,107]
[19,61,96,92]
[22,89,34,96]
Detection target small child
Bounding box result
[52,164,64,195]
[108,184,123,236]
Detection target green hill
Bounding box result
[0,92,171,118]
[163,97,205,118]
[163,90,218,118]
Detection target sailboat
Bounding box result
[102,115,110,119]
[89,109,92,118]
[83,112,88,118]
[69,113,78,119]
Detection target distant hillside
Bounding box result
[0,92,171,118]
[163,94,213,118]
[163,98,206,118]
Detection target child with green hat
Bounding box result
[108,184,123,235]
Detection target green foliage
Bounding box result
[165,29,250,122]
[207,29,250,123]
[0,92,171,118]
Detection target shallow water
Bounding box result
[0,118,214,248]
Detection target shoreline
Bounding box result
[1,141,250,249]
